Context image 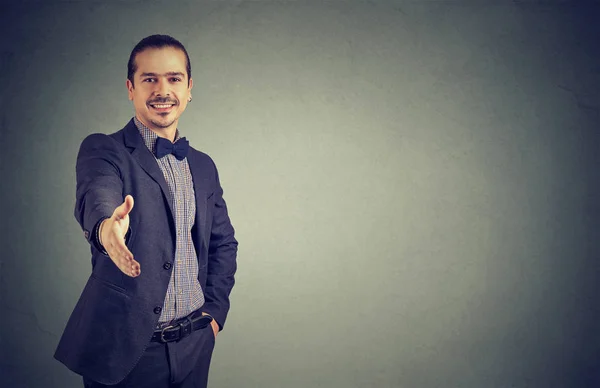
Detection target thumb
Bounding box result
[113,195,134,220]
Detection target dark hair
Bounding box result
[127,34,192,86]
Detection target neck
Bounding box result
[137,116,178,142]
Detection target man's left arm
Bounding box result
[202,159,238,333]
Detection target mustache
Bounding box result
[148,97,178,104]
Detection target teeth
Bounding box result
[153,104,172,109]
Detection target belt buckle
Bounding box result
[160,324,176,343]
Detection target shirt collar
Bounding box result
[133,117,181,153]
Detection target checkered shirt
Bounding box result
[134,117,205,323]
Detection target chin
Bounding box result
[152,119,176,129]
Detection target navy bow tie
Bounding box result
[155,136,189,160]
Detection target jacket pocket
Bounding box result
[90,273,128,295]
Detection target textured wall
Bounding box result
[1,1,598,387]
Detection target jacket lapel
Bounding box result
[187,149,209,255]
[122,119,175,222]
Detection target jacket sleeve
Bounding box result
[74,134,126,252]
[202,159,238,331]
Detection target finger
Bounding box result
[107,248,131,268]
[113,195,135,220]
[131,261,141,277]
[115,242,134,261]
[117,257,140,277]
[107,251,130,276]
[116,248,139,274]
[124,195,134,212]
[107,240,132,261]
[123,264,139,278]
[107,238,139,277]
[107,243,136,268]
[129,258,140,269]
[126,258,141,277]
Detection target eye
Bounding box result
[143,78,156,83]
[170,77,182,82]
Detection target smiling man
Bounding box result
[55,35,238,388]
[127,45,192,138]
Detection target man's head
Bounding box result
[126,35,193,134]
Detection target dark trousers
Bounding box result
[83,323,216,388]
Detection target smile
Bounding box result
[149,103,176,112]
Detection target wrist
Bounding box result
[94,217,109,255]
[98,219,106,246]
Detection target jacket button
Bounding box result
[163,262,172,270]
[154,307,162,314]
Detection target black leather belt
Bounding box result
[151,311,213,343]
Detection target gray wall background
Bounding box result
[1,1,599,387]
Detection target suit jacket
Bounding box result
[54,119,238,385]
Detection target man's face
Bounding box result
[126,47,193,133]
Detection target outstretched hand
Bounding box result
[99,195,140,277]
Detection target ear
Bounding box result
[126,79,134,101]
[188,77,193,92]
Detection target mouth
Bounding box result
[148,102,177,113]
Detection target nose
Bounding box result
[155,79,170,97]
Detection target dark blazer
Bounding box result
[54,119,238,385]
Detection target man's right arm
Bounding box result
[74,134,140,277]
[75,134,124,238]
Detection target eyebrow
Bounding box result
[140,72,186,78]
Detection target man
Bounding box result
[54,34,238,388]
